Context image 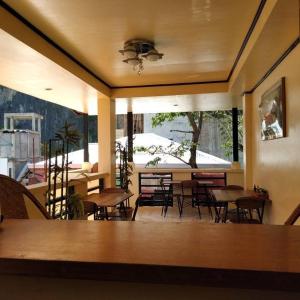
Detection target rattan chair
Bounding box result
[0,174,51,219]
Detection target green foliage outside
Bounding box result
[205,111,243,158]
[55,121,81,147]
[136,110,243,168]
[68,193,85,219]
[116,141,133,192]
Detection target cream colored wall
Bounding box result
[25,173,106,218]
[97,96,116,187]
[250,45,300,225]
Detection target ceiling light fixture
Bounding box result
[119,39,164,75]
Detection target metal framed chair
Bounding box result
[284,204,300,225]
[180,180,213,219]
[180,180,200,217]
[0,174,51,219]
[207,190,228,223]
[131,179,175,221]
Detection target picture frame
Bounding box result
[259,77,286,141]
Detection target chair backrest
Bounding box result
[181,179,199,189]
[181,180,199,197]
[284,204,300,225]
[236,196,265,223]
[0,174,51,219]
[159,179,173,201]
[181,180,211,203]
[223,185,244,190]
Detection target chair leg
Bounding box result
[178,196,183,217]
[197,205,201,219]
[222,205,228,223]
[164,204,168,217]
[132,204,139,221]
[104,208,109,220]
[120,202,127,218]
[176,195,182,217]
[214,207,220,223]
[208,206,213,219]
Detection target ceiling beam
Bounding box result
[111,82,229,98]
[0,3,111,97]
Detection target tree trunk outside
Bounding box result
[187,112,203,168]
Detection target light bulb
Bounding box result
[123,45,137,59]
[126,58,140,66]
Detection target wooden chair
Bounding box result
[230,196,265,224]
[284,204,300,225]
[0,174,51,219]
[220,185,244,222]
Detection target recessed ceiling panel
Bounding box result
[115,93,235,114]
[4,0,261,87]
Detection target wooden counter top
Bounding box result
[0,220,300,291]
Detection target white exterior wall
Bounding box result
[0,131,41,161]
[0,158,8,175]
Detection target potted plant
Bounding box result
[116,141,133,220]
[46,121,81,219]
[68,193,86,220]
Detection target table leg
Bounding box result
[222,203,228,223]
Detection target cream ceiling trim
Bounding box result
[244,37,300,94]
[111,82,229,98]
[0,5,111,97]
[228,0,279,91]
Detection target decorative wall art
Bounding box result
[259,77,286,141]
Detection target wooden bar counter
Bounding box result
[0,220,300,299]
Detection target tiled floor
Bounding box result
[134,205,215,223]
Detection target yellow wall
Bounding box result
[249,45,300,224]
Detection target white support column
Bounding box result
[4,116,7,129]
[243,93,253,189]
[10,118,14,130]
[32,116,36,131]
[97,95,116,188]
[37,118,41,133]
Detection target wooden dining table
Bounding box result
[211,189,270,223]
[85,190,134,220]
[162,180,214,217]
[212,189,270,203]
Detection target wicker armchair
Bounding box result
[0,174,51,219]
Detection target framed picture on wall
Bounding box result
[259,77,286,141]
